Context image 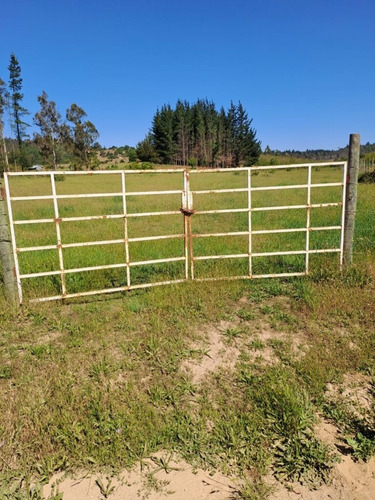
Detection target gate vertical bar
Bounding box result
[3,174,22,304]
[339,161,348,269]
[247,168,252,277]
[50,173,66,297]
[186,171,194,279]
[305,164,312,274]
[121,171,131,287]
[183,170,189,280]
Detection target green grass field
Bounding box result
[0,165,374,499]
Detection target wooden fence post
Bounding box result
[343,133,360,266]
[0,179,19,306]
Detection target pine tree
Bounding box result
[0,78,9,170]
[8,53,29,147]
[136,134,159,162]
[173,100,192,165]
[152,105,175,164]
[192,101,206,166]
[235,102,261,166]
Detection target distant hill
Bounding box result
[263,142,375,161]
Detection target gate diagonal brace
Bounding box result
[180,206,195,216]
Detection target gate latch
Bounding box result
[180,190,194,216]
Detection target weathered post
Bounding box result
[0,178,19,306]
[343,134,360,266]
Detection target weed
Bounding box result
[222,327,242,342]
[237,308,254,321]
[95,476,115,498]
[273,431,338,487]
[0,365,12,379]
[236,477,272,499]
[150,453,180,474]
[346,432,375,461]
[29,344,52,358]
[248,339,265,350]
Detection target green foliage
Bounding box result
[0,365,12,379]
[65,103,99,169]
[347,432,375,461]
[127,161,153,170]
[8,53,30,146]
[34,91,62,168]
[274,431,338,487]
[150,99,261,167]
[187,157,197,167]
[95,476,115,498]
[359,171,375,183]
[243,366,339,487]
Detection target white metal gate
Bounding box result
[4,162,347,304]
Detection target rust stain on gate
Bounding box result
[4,162,347,304]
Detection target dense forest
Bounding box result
[136,99,261,167]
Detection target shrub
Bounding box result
[359,171,375,183]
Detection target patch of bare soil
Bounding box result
[181,294,307,384]
[181,322,241,383]
[325,372,374,419]
[43,455,237,500]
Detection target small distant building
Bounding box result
[30,165,43,171]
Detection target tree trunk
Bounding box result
[0,121,9,170]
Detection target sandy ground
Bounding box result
[43,457,238,499]
[43,452,375,500]
[43,299,375,499]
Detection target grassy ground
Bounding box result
[0,166,374,499]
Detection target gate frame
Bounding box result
[4,161,347,304]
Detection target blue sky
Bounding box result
[1,0,374,150]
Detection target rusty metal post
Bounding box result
[343,134,360,266]
[0,180,19,306]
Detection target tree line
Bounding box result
[263,142,375,161]
[136,99,261,167]
[0,53,99,172]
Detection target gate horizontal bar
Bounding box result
[6,169,187,176]
[129,256,185,266]
[193,272,306,282]
[192,188,248,194]
[11,189,182,201]
[17,234,185,253]
[250,182,343,191]
[6,162,346,178]
[28,279,188,303]
[251,202,342,212]
[193,248,341,262]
